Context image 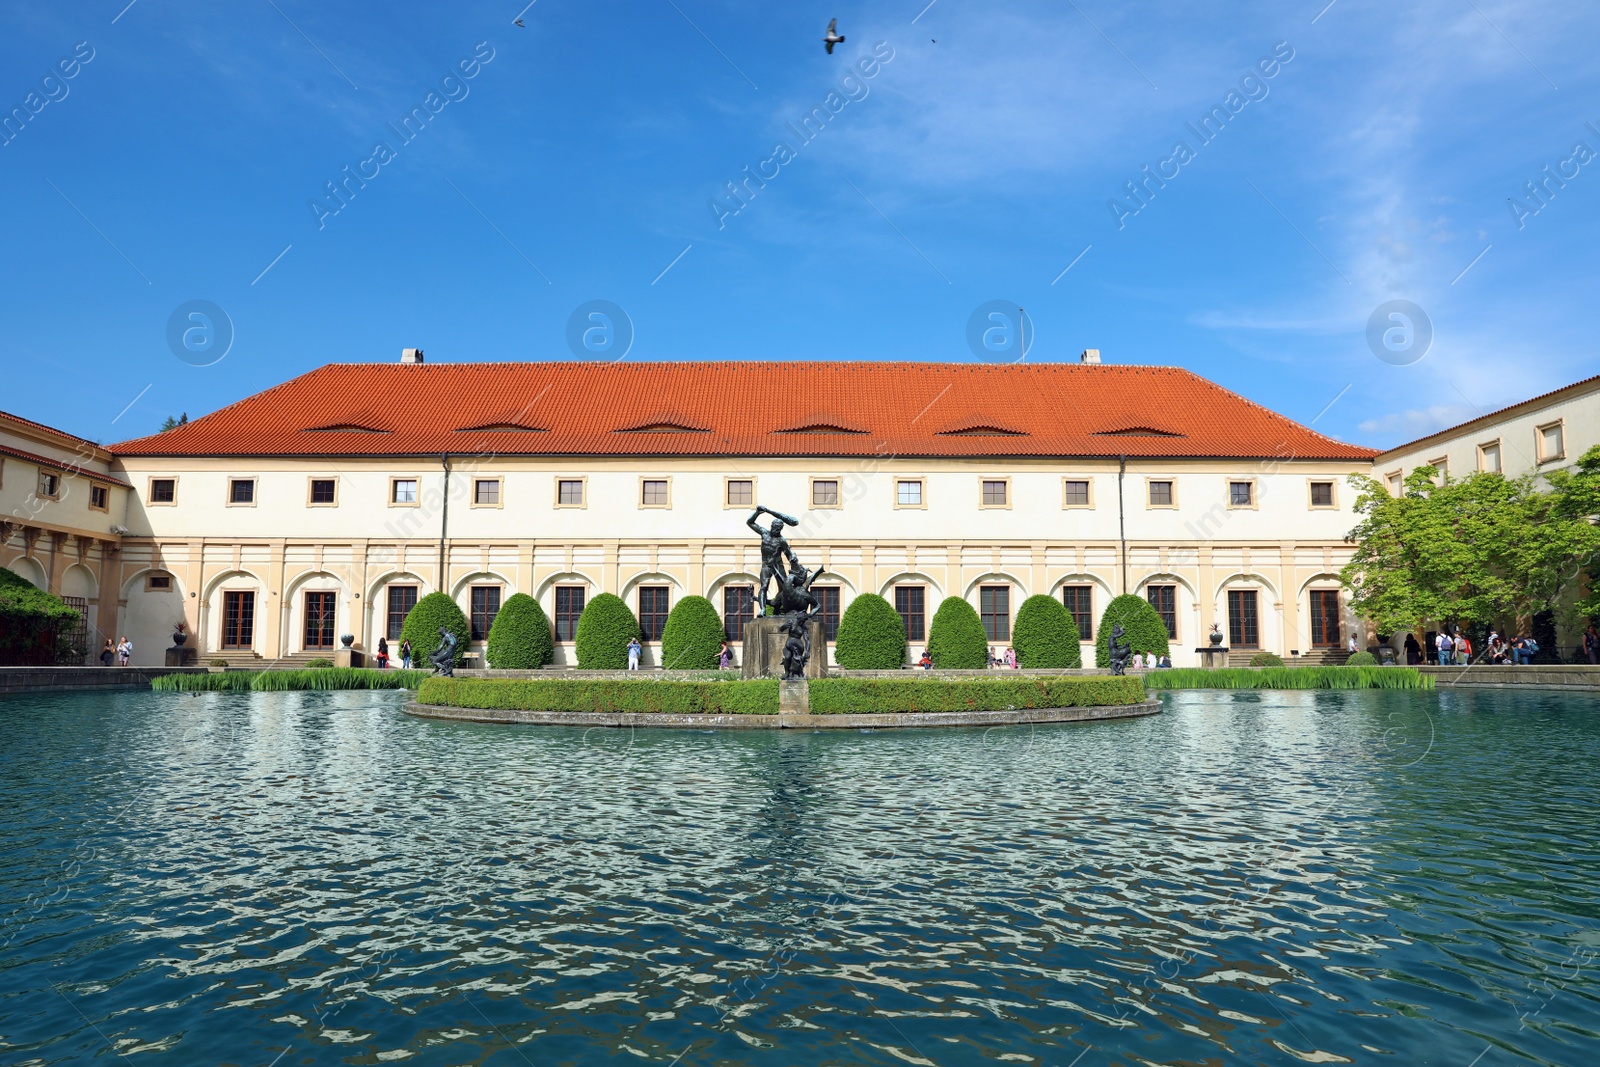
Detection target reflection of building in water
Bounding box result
[33,357,1384,668]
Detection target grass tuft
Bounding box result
[1143,666,1434,690]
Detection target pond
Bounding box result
[2,687,1597,1066]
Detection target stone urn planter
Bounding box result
[172,630,188,647]
[340,634,355,648]
[1208,629,1224,646]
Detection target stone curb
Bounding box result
[401,696,1162,730]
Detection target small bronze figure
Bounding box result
[429,627,458,677]
[1108,623,1131,676]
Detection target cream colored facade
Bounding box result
[0,412,130,657]
[106,452,1371,668]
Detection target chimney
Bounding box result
[401,348,425,364]
[1079,348,1101,364]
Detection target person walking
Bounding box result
[400,638,413,670]
[117,636,132,667]
[1584,624,1600,665]
[376,637,389,669]
[1404,633,1421,665]
[627,637,642,670]
[719,639,732,670]
[1435,630,1452,666]
[1456,631,1472,665]
[100,639,115,667]
[1347,633,1358,655]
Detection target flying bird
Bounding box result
[514,18,525,27]
[823,18,845,54]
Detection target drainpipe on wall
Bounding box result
[1117,456,1129,595]
[438,454,451,591]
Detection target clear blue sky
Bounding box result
[3,1,1595,450]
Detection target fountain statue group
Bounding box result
[748,505,826,680]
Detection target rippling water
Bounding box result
[2,687,1599,1066]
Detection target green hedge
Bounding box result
[1095,595,1170,667]
[1346,650,1378,666]
[151,668,430,691]
[1143,667,1433,690]
[1012,594,1082,668]
[660,595,724,670]
[927,596,989,668]
[574,593,640,669]
[807,675,1146,713]
[417,676,778,714]
[834,593,907,669]
[0,566,80,663]
[1249,652,1285,668]
[486,593,554,669]
[401,592,470,666]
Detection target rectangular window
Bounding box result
[1309,481,1334,507]
[639,586,670,641]
[815,586,841,640]
[473,479,500,506]
[641,479,670,506]
[1148,480,1173,506]
[222,591,255,649]
[1146,584,1177,640]
[310,478,337,505]
[1539,422,1564,461]
[1386,472,1403,495]
[1427,457,1448,482]
[557,479,585,506]
[981,480,1008,507]
[726,479,753,506]
[303,591,336,650]
[386,585,418,641]
[37,472,60,499]
[1227,589,1259,648]
[1063,480,1090,507]
[146,573,172,591]
[980,585,1010,640]
[897,480,923,507]
[723,585,755,642]
[90,484,109,510]
[229,478,255,504]
[1478,442,1501,473]
[1061,585,1093,640]
[469,585,502,641]
[149,478,176,504]
[391,478,418,504]
[1310,590,1341,648]
[555,586,586,641]
[894,586,926,642]
[1229,481,1253,507]
[812,479,839,507]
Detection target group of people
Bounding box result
[98,636,132,666]
[1404,628,1545,666]
[370,637,411,669]
[908,647,1172,669]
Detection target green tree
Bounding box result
[400,592,470,667]
[1012,594,1082,667]
[574,592,640,669]
[0,567,81,665]
[926,596,989,668]
[485,593,554,669]
[1545,444,1600,623]
[660,595,725,669]
[1094,594,1170,667]
[834,593,907,669]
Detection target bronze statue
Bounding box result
[780,613,811,680]
[747,505,801,614]
[746,503,823,678]
[429,627,458,677]
[1108,623,1131,676]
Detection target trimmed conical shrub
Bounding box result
[926,596,990,668]
[1013,594,1082,668]
[660,595,724,670]
[833,593,907,669]
[1094,594,1170,667]
[485,593,554,669]
[400,592,471,667]
[575,592,640,669]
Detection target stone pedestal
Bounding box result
[778,679,810,714]
[1196,646,1229,669]
[740,616,828,679]
[334,648,366,669]
[165,645,196,668]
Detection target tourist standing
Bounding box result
[1436,630,1452,666]
[400,638,413,669]
[627,637,641,670]
[1456,631,1472,665]
[1404,633,1421,665]
[100,639,115,666]
[376,637,389,669]
[117,636,132,666]
[1585,624,1599,665]
[1347,633,1357,655]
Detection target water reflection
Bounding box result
[0,687,1596,1065]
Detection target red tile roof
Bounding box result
[108,361,1378,461]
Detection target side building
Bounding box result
[103,358,1377,668]
[0,409,131,660]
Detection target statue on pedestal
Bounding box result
[429,627,458,677]
[745,505,824,679]
[747,506,802,614]
[1108,623,1131,676]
